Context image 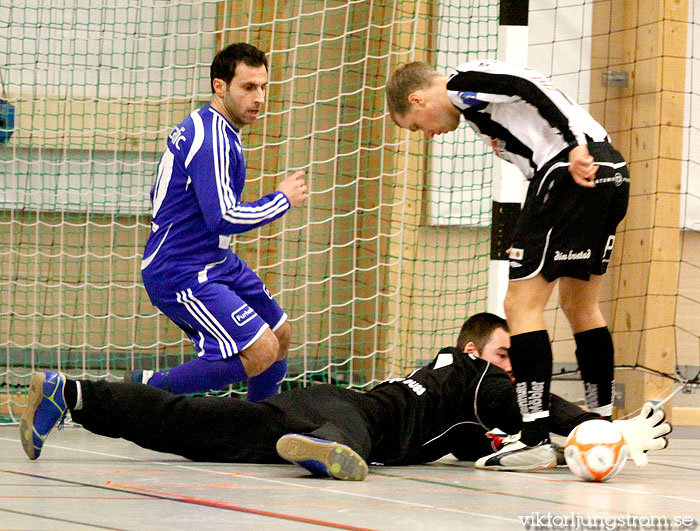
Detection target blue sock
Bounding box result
[246,359,287,402]
[147,356,248,394]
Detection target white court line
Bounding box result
[504,460,700,506]
[0,435,516,524]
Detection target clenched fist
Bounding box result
[276,170,308,208]
[568,145,598,188]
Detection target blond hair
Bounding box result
[385,62,440,117]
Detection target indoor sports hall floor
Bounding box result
[0,426,698,530]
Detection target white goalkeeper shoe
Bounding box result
[613,402,672,466]
[475,439,557,471]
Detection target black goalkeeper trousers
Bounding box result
[70,380,374,463]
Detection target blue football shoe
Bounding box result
[276,434,368,481]
[20,372,68,460]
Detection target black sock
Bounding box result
[574,327,615,416]
[509,330,553,446]
[63,379,78,410]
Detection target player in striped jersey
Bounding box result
[386,60,630,470]
[133,43,308,399]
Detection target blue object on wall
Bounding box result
[0,99,15,144]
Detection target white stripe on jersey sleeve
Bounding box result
[211,114,238,216]
[235,195,289,212]
[221,194,290,224]
[219,117,235,210]
[206,110,291,227]
[225,195,289,217]
[212,115,227,215]
[185,110,205,169]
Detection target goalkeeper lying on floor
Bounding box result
[20,313,670,480]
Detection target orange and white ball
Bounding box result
[564,419,629,482]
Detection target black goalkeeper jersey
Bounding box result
[360,347,596,465]
[361,347,520,465]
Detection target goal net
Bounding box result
[0,1,498,420]
[1,0,697,422]
[529,1,700,416]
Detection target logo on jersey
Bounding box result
[231,304,256,326]
[553,248,591,261]
[457,91,484,107]
[383,377,426,396]
[169,126,187,150]
[594,172,628,186]
[530,75,556,91]
[263,286,273,300]
[491,138,507,159]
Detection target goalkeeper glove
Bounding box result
[612,402,672,467]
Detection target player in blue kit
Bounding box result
[132,43,308,400]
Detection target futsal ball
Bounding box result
[564,419,629,482]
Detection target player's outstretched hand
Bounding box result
[612,402,672,467]
[568,145,598,188]
[277,170,308,208]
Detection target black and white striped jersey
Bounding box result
[446,59,609,180]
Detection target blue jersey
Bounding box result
[141,105,290,294]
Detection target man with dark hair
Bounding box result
[133,43,308,400]
[456,313,511,378]
[386,60,629,470]
[21,314,669,481]
[209,42,268,88]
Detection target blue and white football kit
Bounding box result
[141,104,290,396]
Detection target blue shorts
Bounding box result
[146,257,287,360]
